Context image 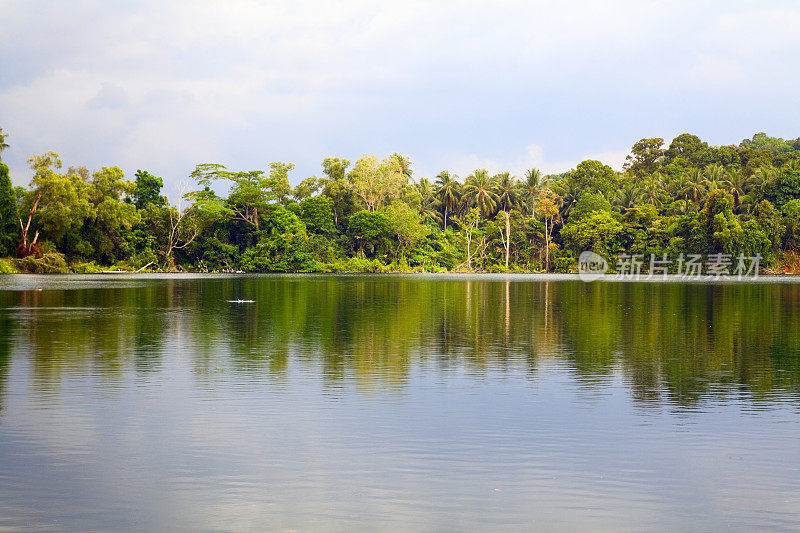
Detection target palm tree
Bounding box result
[681,168,707,209]
[640,172,667,209]
[435,171,460,232]
[724,169,754,211]
[494,172,519,212]
[494,172,520,269]
[0,128,8,160]
[784,159,800,172]
[523,168,547,217]
[389,153,413,182]
[613,180,641,214]
[668,174,690,213]
[753,165,776,182]
[464,169,498,218]
[552,177,580,218]
[704,163,724,192]
[416,178,442,225]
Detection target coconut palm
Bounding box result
[494,172,519,212]
[435,171,460,232]
[494,172,521,269]
[784,159,800,172]
[522,168,547,217]
[613,180,641,214]
[681,168,707,208]
[464,169,498,218]
[704,163,725,192]
[724,169,754,211]
[388,153,413,182]
[0,128,8,159]
[552,177,580,218]
[416,178,442,225]
[640,172,667,209]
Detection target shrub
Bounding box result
[18,252,69,274]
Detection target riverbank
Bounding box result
[3,254,799,277]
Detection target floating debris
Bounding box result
[227,299,255,303]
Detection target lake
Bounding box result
[1,274,799,531]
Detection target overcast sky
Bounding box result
[2,0,799,193]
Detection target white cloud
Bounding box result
[1,1,799,186]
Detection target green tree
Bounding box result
[561,210,623,258]
[464,169,498,218]
[522,168,547,217]
[239,205,313,272]
[347,155,407,211]
[26,152,93,246]
[84,166,139,263]
[435,171,460,231]
[624,138,665,176]
[0,128,9,160]
[0,162,18,255]
[570,160,618,196]
[319,157,355,227]
[494,171,520,268]
[348,209,393,257]
[300,196,337,235]
[132,170,166,209]
[384,202,430,260]
[663,133,710,167]
[570,191,612,221]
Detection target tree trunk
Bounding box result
[544,218,550,272]
[504,210,511,269]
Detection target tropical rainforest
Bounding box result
[1,128,800,274]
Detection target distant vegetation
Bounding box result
[2,127,800,273]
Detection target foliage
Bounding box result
[0,162,17,256]
[3,129,800,273]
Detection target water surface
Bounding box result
[1,274,799,531]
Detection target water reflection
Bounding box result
[1,275,800,531]
[0,275,798,408]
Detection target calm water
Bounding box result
[1,274,799,532]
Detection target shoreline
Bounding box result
[2,271,800,284]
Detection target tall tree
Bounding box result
[388,153,413,182]
[435,171,459,232]
[724,169,754,211]
[347,155,406,211]
[132,170,166,209]
[464,169,498,218]
[494,172,520,268]
[624,138,665,176]
[320,157,353,226]
[523,168,546,217]
[0,162,18,255]
[537,192,561,272]
[25,152,93,246]
[0,128,9,160]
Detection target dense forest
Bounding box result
[1,127,800,274]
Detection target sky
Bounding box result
[1,0,800,195]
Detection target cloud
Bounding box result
[87,83,129,110]
[1,1,799,187]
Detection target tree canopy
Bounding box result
[2,128,800,274]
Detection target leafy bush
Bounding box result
[18,252,69,273]
[0,257,20,274]
[70,261,102,273]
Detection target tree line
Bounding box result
[1,127,800,273]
